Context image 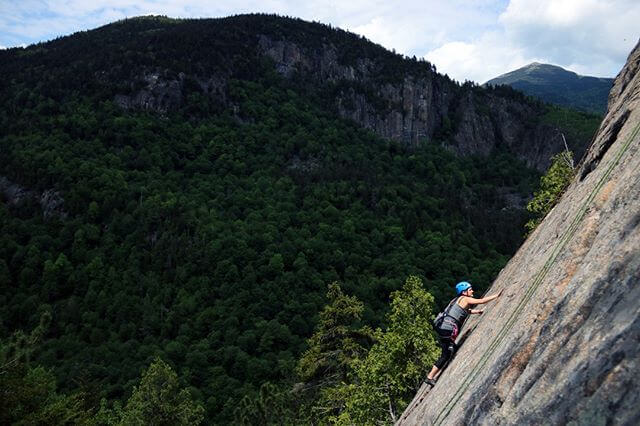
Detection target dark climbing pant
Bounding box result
[434,322,458,369]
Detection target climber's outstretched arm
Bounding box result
[461,288,503,307]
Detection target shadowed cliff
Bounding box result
[399,39,640,425]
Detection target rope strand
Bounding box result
[432,119,640,425]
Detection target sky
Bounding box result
[0,0,638,83]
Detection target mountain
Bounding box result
[0,15,597,171]
[0,15,601,424]
[401,40,640,425]
[485,62,614,114]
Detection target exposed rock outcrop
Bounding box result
[112,18,581,171]
[399,40,640,425]
[0,177,67,220]
[258,34,567,170]
[114,70,227,113]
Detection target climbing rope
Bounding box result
[432,118,640,425]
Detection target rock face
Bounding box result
[257,35,566,170]
[113,70,227,113]
[112,18,577,171]
[398,40,640,425]
[0,177,67,220]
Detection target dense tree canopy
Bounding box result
[0,76,536,422]
[0,14,600,424]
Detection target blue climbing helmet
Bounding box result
[455,281,472,295]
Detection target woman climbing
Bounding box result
[424,281,502,387]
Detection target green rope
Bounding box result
[432,119,640,425]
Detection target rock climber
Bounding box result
[424,281,502,387]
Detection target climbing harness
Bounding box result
[432,297,459,328]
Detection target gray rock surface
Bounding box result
[398,40,640,426]
[258,35,567,170]
[114,69,226,113]
[0,177,67,220]
[116,32,577,171]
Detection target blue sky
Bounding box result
[1,0,638,83]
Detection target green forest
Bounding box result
[0,15,600,424]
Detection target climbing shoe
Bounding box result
[424,378,436,387]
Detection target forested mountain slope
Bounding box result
[0,15,598,170]
[485,62,613,114]
[400,40,640,426]
[0,15,600,423]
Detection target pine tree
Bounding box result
[119,357,205,425]
[525,151,575,234]
[0,312,91,425]
[296,282,372,423]
[338,276,439,425]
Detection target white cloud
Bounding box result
[0,1,503,50]
[344,1,502,55]
[425,33,544,83]
[499,0,639,73]
[424,0,639,83]
[0,0,637,83]
[350,16,419,54]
